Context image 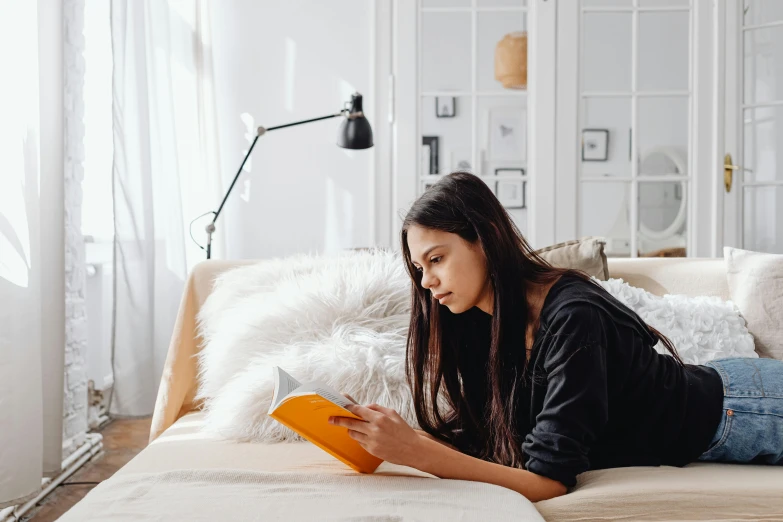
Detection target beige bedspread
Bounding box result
[101,258,779,522]
[64,412,783,522]
[58,468,544,522]
[60,416,543,522]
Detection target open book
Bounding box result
[267,366,384,474]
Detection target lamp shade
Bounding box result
[337,93,373,149]
[495,31,527,89]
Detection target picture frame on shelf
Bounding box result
[495,179,525,209]
[422,136,439,174]
[435,96,456,118]
[449,150,473,173]
[494,167,525,177]
[488,107,526,162]
[582,129,609,162]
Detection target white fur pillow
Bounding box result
[595,277,757,364]
[196,249,416,442]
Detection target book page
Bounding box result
[270,366,303,412]
[284,381,356,412]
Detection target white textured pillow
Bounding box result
[596,277,757,364]
[725,247,783,360]
[196,249,417,443]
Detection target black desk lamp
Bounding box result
[201,92,373,259]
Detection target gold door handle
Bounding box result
[724,153,753,193]
[724,154,736,193]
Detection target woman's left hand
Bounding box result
[329,403,423,467]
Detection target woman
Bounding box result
[329,172,783,502]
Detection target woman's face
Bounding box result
[407,225,493,315]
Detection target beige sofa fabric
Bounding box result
[136,413,783,522]
[725,247,783,360]
[129,254,783,522]
[149,259,256,442]
[607,257,730,300]
[535,461,783,521]
[535,236,609,280]
[67,418,544,522]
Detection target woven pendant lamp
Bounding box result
[494,31,527,89]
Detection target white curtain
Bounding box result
[109,0,222,416]
[0,1,65,508]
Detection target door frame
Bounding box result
[719,0,742,253]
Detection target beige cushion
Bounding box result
[725,247,783,360]
[127,414,783,522]
[535,237,609,280]
[536,462,783,521]
[607,257,730,300]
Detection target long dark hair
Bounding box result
[400,171,682,468]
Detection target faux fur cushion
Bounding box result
[196,249,415,442]
[595,277,757,364]
[196,251,755,443]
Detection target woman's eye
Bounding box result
[430,256,442,264]
[415,266,423,272]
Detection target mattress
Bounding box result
[59,412,545,522]
[63,412,783,521]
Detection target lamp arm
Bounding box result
[204,109,347,259]
[264,110,345,132]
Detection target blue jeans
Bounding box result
[698,358,783,464]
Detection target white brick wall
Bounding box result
[62,0,88,459]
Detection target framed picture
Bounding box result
[422,136,439,174]
[488,107,526,162]
[494,167,525,177]
[435,96,456,118]
[582,129,609,162]
[495,180,526,209]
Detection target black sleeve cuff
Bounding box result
[525,456,579,489]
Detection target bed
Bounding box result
[60,257,783,521]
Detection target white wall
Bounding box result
[63,0,89,457]
[210,0,375,259]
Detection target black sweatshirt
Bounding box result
[466,276,723,487]
[512,275,724,488]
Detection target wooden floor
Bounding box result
[25,417,151,522]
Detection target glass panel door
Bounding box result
[418,0,529,233]
[737,0,783,252]
[577,0,692,257]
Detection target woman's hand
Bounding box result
[329,402,424,467]
[340,392,358,403]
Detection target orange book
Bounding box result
[267,366,383,474]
